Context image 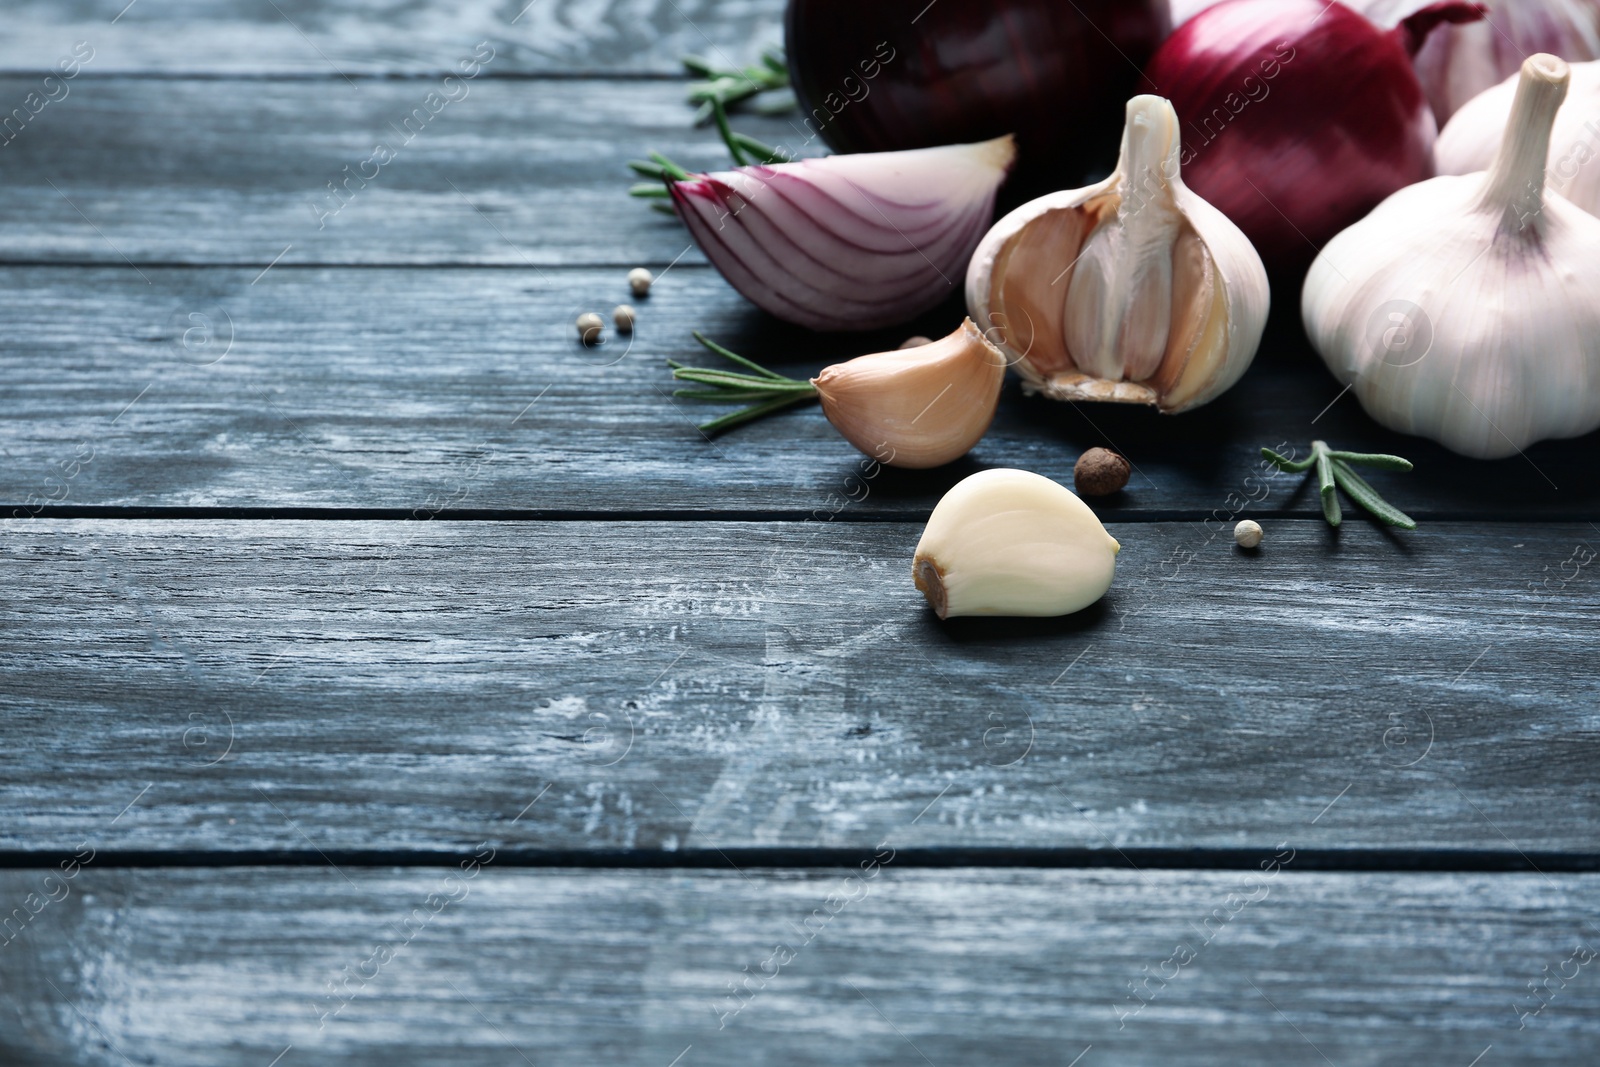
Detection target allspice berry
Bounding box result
[1074,447,1130,496]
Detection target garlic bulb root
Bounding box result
[812,318,1006,469]
[913,468,1120,619]
[966,95,1269,414]
[1305,53,1600,459]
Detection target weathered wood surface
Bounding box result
[0,0,785,76]
[3,266,1596,518]
[0,78,792,267]
[4,517,1597,854]
[2,867,1596,1066]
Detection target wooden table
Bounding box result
[2,2,1598,1063]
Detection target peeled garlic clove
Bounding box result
[1437,58,1600,217]
[812,318,1006,470]
[965,95,1269,414]
[913,468,1120,619]
[1305,54,1600,460]
[672,136,1016,333]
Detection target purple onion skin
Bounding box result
[1144,0,1483,270]
[784,0,1170,198]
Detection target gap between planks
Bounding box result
[0,847,1596,873]
[4,508,1594,524]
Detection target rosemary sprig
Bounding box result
[668,332,819,435]
[1262,441,1417,529]
[630,49,795,213]
[684,48,792,125]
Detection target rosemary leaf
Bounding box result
[1331,460,1418,529]
[1327,450,1415,472]
[1315,445,1342,526]
[697,392,817,435]
[691,331,801,381]
[1261,447,1315,473]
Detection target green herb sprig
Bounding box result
[1262,441,1417,529]
[629,52,796,214]
[668,332,818,435]
[682,49,793,124]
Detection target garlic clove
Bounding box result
[913,468,1120,619]
[1437,59,1600,218]
[672,136,1016,333]
[965,95,1268,414]
[812,318,1006,470]
[1305,54,1600,460]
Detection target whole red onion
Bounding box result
[783,0,1170,197]
[1143,0,1485,268]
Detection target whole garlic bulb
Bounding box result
[812,318,1007,469]
[1303,54,1600,460]
[1437,58,1600,216]
[913,468,1120,619]
[1354,0,1600,123]
[965,95,1269,414]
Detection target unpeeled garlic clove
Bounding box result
[913,468,1120,619]
[812,318,1006,470]
[1437,58,1600,217]
[965,95,1269,414]
[1304,54,1600,459]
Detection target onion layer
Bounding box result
[1144,0,1484,268]
[671,136,1015,333]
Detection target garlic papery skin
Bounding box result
[812,318,1006,469]
[1355,0,1600,123]
[1304,54,1600,460]
[965,95,1268,414]
[913,469,1120,619]
[1437,58,1600,216]
[671,136,1015,333]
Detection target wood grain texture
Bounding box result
[0,78,806,266]
[0,0,785,76]
[3,517,1597,853]
[2,265,1597,518]
[2,867,1597,1065]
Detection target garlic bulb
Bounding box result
[672,136,1016,333]
[1354,0,1600,123]
[1303,54,1600,460]
[813,318,1006,469]
[1437,58,1600,216]
[965,95,1268,414]
[913,468,1120,619]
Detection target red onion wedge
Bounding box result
[669,135,1016,333]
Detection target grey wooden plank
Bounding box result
[1,866,1596,1065]
[0,78,792,267]
[3,517,1597,853]
[1,265,1595,519]
[0,0,783,76]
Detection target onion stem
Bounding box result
[668,332,819,436]
[1262,441,1417,529]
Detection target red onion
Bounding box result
[1143,0,1485,268]
[783,0,1169,196]
[670,136,1015,332]
[1356,0,1600,122]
